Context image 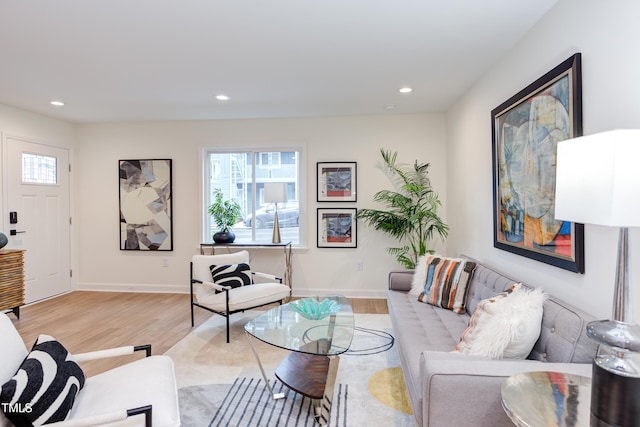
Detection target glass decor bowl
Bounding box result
[289,298,341,320]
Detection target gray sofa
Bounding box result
[387,257,598,427]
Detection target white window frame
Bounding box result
[200,145,305,247]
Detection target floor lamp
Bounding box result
[264,182,288,244]
[555,129,640,427]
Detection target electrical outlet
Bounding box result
[162,258,169,267]
[356,260,363,271]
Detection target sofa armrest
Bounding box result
[388,270,414,291]
[420,351,591,427]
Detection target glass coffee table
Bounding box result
[244,295,354,425]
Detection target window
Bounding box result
[258,151,281,169]
[22,153,57,184]
[204,148,302,245]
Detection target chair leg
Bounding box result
[226,289,230,343]
[190,262,195,327]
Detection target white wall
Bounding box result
[446,0,640,319]
[0,105,76,148]
[75,113,447,297]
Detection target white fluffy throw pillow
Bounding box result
[455,284,547,359]
[409,255,430,296]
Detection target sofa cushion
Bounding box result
[0,335,85,426]
[529,296,598,363]
[462,259,519,316]
[455,284,546,359]
[460,257,597,363]
[387,289,469,420]
[414,256,476,314]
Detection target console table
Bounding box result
[0,249,26,319]
[200,241,293,293]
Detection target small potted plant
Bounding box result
[208,189,243,243]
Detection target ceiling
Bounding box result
[0,1,558,123]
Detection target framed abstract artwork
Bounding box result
[119,159,173,251]
[317,162,357,202]
[317,208,357,248]
[491,53,584,273]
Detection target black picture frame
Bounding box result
[317,208,357,248]
[317,162,357,202]
[119,159,173,251]
[491,53,584,273]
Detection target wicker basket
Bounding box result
[0,249,25,312]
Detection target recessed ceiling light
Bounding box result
[50,100,65,107]
[216,94,230,101]
[398,87,413,94]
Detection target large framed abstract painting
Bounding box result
[491,53,584,273]
[119,159,173,251]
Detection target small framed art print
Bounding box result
[317,162,357,202]
[317,208,357,248]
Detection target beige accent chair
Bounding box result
[190,250,291,342]
[0,313,179,426]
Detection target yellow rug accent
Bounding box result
[368,367,413,415]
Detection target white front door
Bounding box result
[4,136,71,303]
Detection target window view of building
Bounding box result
[205,149,301,244]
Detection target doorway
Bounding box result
[4,135,71,303]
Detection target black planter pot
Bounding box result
[213,231,236,243]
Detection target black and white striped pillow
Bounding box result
[210,263,252,290]
[0,334,85,426]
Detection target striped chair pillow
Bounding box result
[0,335,85,425]
[416,256,477,313]
[210,263,252,290]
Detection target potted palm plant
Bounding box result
[356,149,449,269]
[208,189,243,243]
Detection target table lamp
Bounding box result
[263,182,288,243]
[555,129,640,427]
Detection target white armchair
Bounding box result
[0,313,179,427]
[190,250,291,342]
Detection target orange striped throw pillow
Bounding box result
[416,256,477,313]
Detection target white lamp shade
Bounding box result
[263,182,288,203]
[555,129,640,227]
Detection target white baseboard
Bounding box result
[292,289,387,299]
[77,282,388,299]
[77,282,187,294]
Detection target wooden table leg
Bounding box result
[273,351,340,426]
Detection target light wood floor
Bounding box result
[9,291,388,376]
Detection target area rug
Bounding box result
[165,311,417,426]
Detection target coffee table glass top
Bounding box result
[244,295,354,356]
